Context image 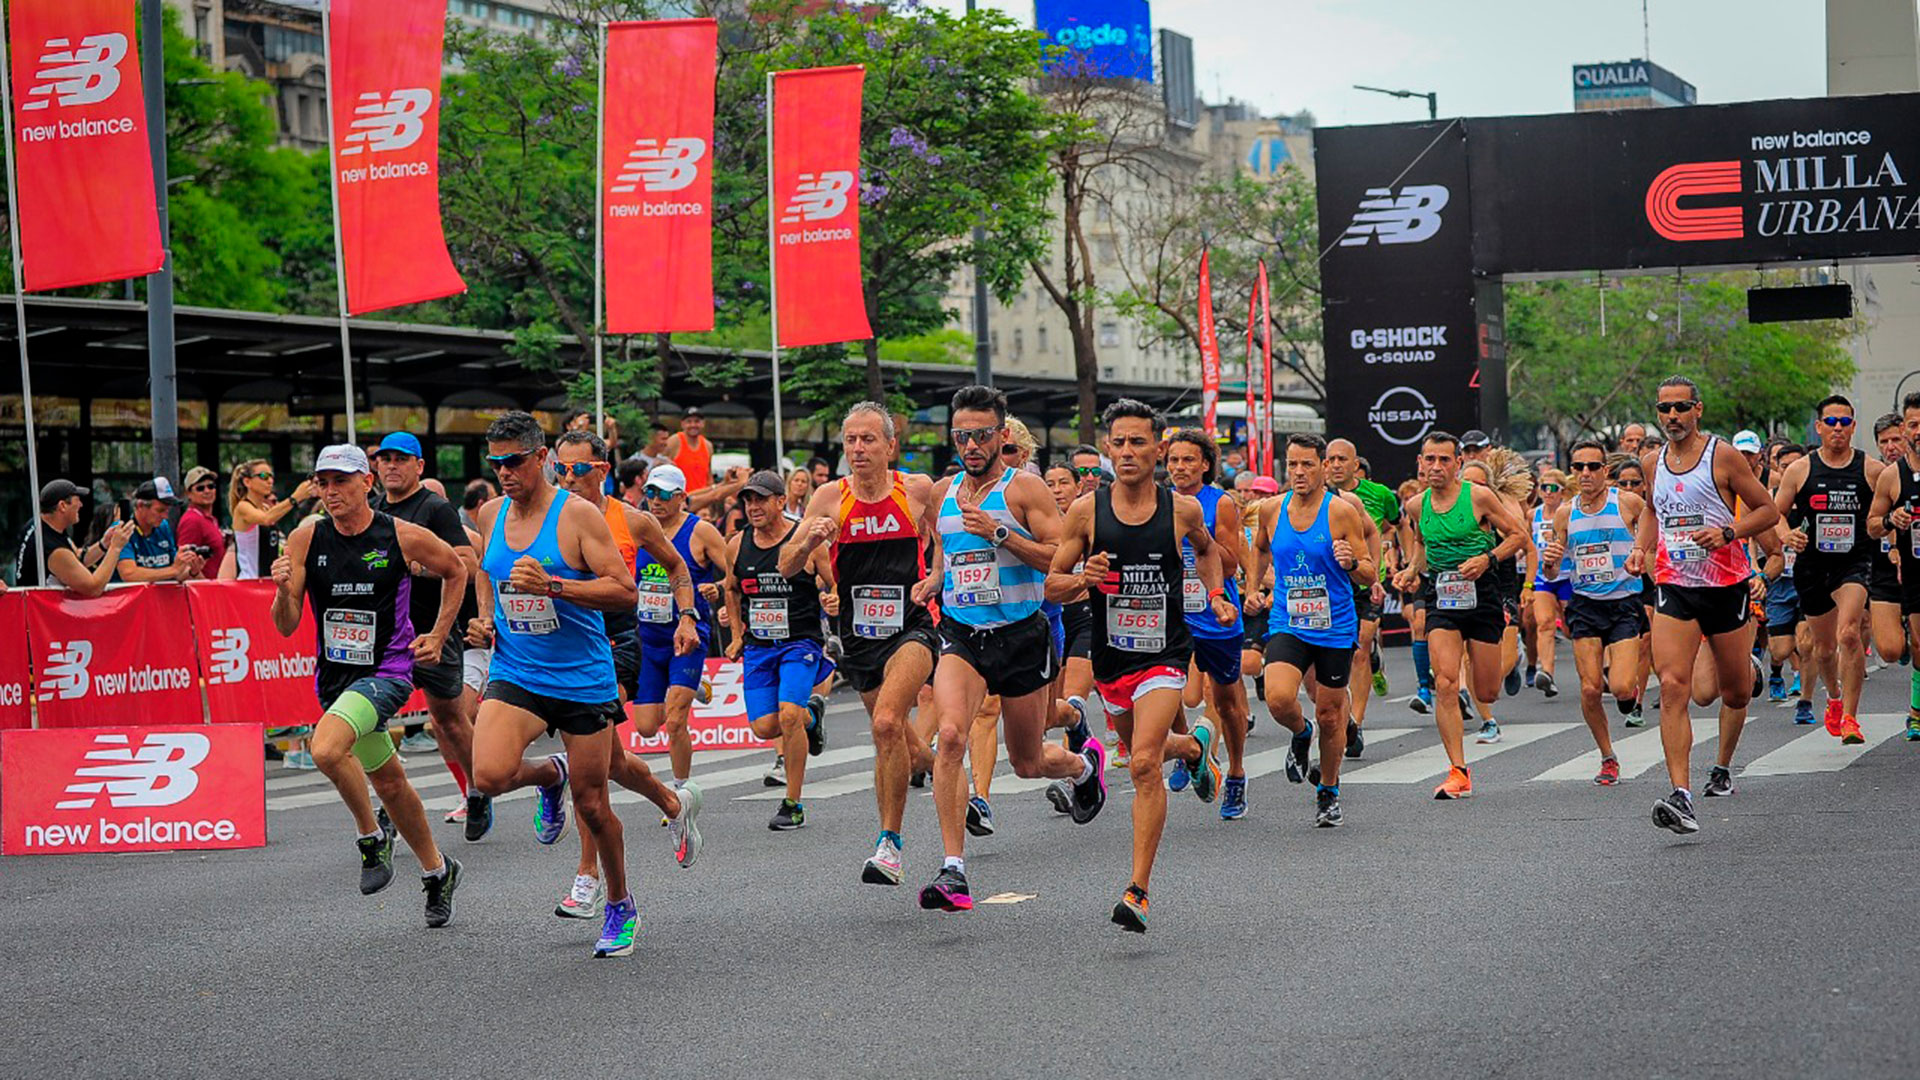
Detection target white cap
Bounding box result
[314,444,371,475]
[646,463,687,494]
[1732,430,1763,453]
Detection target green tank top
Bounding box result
[1420,481,1494,572]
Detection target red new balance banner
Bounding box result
[770,65,870,348]
[1258,259,1275,479]
[1197,250,1221,437]
[185,581,322,727]
[603,19,716,334]
[2,724,266,855]
[0,590,28,731]
[6,0,164,290]
[327,0,464,315]
[1244,285,1259,473]
[25,586,201,728]
[618,658,772,754]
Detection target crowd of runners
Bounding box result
[266,376,1916,952]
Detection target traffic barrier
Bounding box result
[0,591,29,731]
[617,657,771,754]
[183,581,323,727]
[25,585,202,728]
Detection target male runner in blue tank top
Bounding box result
[270,445,468,928]
[629,462,728,788]
[466,412,645,957]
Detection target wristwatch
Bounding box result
[546,577,563,598]
[1720,525,1736,545]
[990,525,1010,547]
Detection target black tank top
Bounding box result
[735,522,824,648]
[304,512,415,701]
[1896,461,1920,566]
[1793,449,1871,559]
[1089,485,1191,681]
[831,472,932,643]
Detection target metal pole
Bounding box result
[321,1,357,440]
[1427,92,1437,121]
[594,24,606,438]
[0,0,47,584]
[967,0,990,386]
[766,71,785,470]
[143,0,178,482]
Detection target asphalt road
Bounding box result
[5,646,1918,1080]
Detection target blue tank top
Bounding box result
[636,514,713,644]
[1567,488,1641,600]
[483,488,618,703]
[1269,491,1359,648]
[937,468,1044,629]
[1181,485,1242,640]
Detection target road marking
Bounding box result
[1741,714,1901,776]
[1340,723,1578,784]
[267,749,769,811]
[979,892,1036,905]
[1529,724,1715,782]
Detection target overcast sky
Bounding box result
[937,0,1830,125]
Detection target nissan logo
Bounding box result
[1368,386,1438,446]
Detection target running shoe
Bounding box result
[1372,668,1389,697]
[1702,764,1734,797]
[1525,665,1537,688]
[422,858,461,929]
[1793,700,1816,725]
[824,634,844,664]
[1503,664,1522,698]
[695,678,713,705]
[1045,780,1072,815]
[1824,698,1844,736]
[919,865,973,912]
[669,780,703,867]
[1314,785,1343,827]
[444,804,467,825]
[1111,737,1130,769]
[284,749,316,770]
[1065,696,1094,754]
[1839,715,1865,745]
[909,766,929,789]
[1749,654,1765,702]
[1651,789,1699,835]
[1767,672,1787,702]
[1168,755,1192,793]
[357,830,393,895]
[1069,740,1108,824]
[1219,776,1247,820]
[399,731,439,755]
[1906,714,1920,741]
[1409,687,1432,715]
[534,753,569,845]
[1285,719,1314,784]
[1111,884,1148,933]
[769,798,806,831]
[375,804,392,838]
[965,795,997,837]
[1189,720,1221,804]
[863,834,904,886]
[1346,720,1365,759]
[1625,702,1646,728]
[1433,765,1473,800]
[463,792,493,843]
[594,896,638,958]
[1595,757,1621,787]
[1536,670,1559,698]
[1459,689,1475,720]
[806,694,827,756]
[1475,719,1502,744]
[555,874,604,919]
[763,754,786,787]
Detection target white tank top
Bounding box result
[1652,436,1750,588]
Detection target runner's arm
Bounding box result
[1177,496,1227,598]
[394,519,466,647]
[1249,500,1273,596]
[1477,488,1526,563]
[1002,472,1061,573]
[1044,496,1092,604]
[1214,496,1244,582]
[517,499,637,612]
[1331,499,1376,588]
[722,533,746,658]
[269,523,313,637]
[632,509,696,616]
[778,484,840,577]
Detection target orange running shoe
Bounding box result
[1433,765,1473,800]
[1823,699,1845,737]
[1594,757,1621,786]
[1839,715,1865,745]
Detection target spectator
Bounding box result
[616,459,649,510]
[807,456,834,488]
[15,479,133,595]
[175,466,225,579]
[784,466,813,521]
[460,477,496,532]
[1003,417,1039,473]
[664,407,713,492]
[716,464,750,535]
[117,478,202,583]
[1617,422,1647,456]
[229,458,311,579]
[564,408,619,461]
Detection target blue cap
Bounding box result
[376,432,423,458]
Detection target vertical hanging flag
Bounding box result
[603,19,715,334]
[769,65,870,348]
[1258,259,1275,479]
[327,0,464,315]
[1243,285,1258,473]
[6,0,163,290]
[1196,249,1221,437]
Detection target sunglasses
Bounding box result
[252,471,274,480]
[1000,445,1023,457]
[951,427,999,447]
[556,460,608,478]
[486,451,537,470]
[191,482,217,492]
[1654,401,1697,414]
[1540,484,1562,493]
[642,485,680,501]
[1569,461,1607,472]
[1820,415,1855,428]
[1072,465,1101,477]
[1618,477,1644,487]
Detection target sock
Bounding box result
[1316,783,1339,796]
[448,758,469,798]
[879,829,902,848]
[423,862,447,880]
[1075,757,1095,784]
[943,855,965,873]
[1770,661,1783,678]
[1412,640,1432,690]
[357,828,383,842]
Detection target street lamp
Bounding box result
[1353,84,1438,120]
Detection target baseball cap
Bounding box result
[1732,430,1764,454]
[683,406,705,419]
[184,466,218,491]
[1251,476,1280,494]
[646,463,688,494]
[39,478,83,512]
[133,477,177,503]
[1460,429,1491,449]
[376,432,423,458]
[314,444,372,475]
[742,470,785,499]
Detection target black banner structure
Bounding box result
[1317,91,1920,481]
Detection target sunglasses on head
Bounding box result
[556,460,608,478]
[1569,461,1607,472]
[642,485,679,501]
[486,451,536,470]
[951,426,998,447]
[1654,400,1697,414]
[1820,415,1855,428]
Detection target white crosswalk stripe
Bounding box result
[1742,714,1901,775]
[1529,724,1715,782]
[1340,723,1579,784]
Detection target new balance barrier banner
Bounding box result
[603,19,716,334]
[185,581,322,728]
[2,724,267,855]
[770,66,871,348]
[617,658,772,754]
[1196,250,1220,436]
[26,586,202,728]
[6,0,164,290]
[327,0,465,315]
[0,590,28,731]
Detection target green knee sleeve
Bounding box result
[325,690,397,772]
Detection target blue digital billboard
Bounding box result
[1037,0,1154,82]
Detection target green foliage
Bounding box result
[878,328,972,366]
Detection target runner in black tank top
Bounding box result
[737,522,826,647]
[1867,417,1920,742]
[1090,485,1192,680]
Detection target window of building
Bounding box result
[1013,329,1024,357]
[1098,322,1119,347]
[1038,327,1048,353]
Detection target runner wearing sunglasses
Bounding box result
[1528,469,1572,698]
[631,463,727,790]
[1866,391,1920,742]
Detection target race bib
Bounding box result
[851,585,905,640]
[1434,570,1475,612]
[948,549,1001,607]
[1815,513,1855,554]
[1911,523,1920,561]
[322,609,377,665]
[1573,543,1615,588]
[1181,549,1204,613]
[498,587,559,636]
[748,596,790,640]
[1662,513,1705,564]
[1784,546,1798,572]
[1106,594,1166,652]
[1285,583,1332,631]
[636,578,674,624]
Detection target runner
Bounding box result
[268,445,465,928]
[1391,432,1525,800]
[1326,438,1394,756]
[915,384,1092,915]
[1238,476,1280,731]
[1611,458,1656,726]
[1528,468,1572,699]
[783,402,943,884]
[1868,414,1909,671]
[1047,398,1236,931]
[724,470,834,832]
[630,463,727,789]
[1043,461,1101,815]
[1249,434,1374,827]
[1459,455,1536,744]
[466,412,643,957]
[1540,440,1647,785]
[1760,443,1815,724]
[1639,378,1779,833]
[1866,391,1920,742]
[1772,395,1879,748]
[1165,431,1252,819]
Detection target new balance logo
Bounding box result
[780,171,854,224]
[207,628,250,685]
[22,34,126,111]
[611,137,706,193]
[340,89,433,155]
[55,732,209,810]
[1339,184,1450,246]
[43,641,93,700]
